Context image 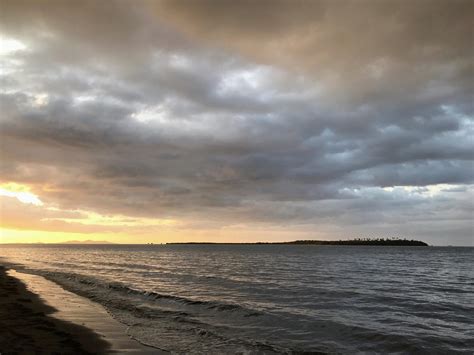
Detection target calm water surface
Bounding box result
[1,245,473,354]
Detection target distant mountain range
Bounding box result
[60,240,115,245]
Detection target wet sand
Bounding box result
[0,266,159,354]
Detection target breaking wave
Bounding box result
[6,265,300,353]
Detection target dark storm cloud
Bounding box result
[0,0,473,244]
[156,0,474,102]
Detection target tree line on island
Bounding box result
[168,238,428,246]
[261,238,428,246]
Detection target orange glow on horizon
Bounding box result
[0,228,123,244]
[0,182,321,244]
[0,182,178,243]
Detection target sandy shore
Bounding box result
[0,266,159,354]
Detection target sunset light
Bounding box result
[0,183,43,206]
[0,36,26,55]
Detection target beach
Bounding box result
[0,265,158,354]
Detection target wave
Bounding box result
[2,249,472,355]
[73,274,264,317]
[5,264,300,354]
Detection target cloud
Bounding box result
[156,0,474,103]
[0,0,473,244]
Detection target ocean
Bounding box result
[1,244,472,354]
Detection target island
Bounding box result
[168,238,428,246]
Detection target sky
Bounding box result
[0,0,473,245]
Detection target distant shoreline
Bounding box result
[167,238,429,246]
[1,238,432,246]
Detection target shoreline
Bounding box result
[0,266,160,354]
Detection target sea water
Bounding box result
[1,244,472,353]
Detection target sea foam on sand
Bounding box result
[0,267,159,354]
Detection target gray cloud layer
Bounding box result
[1,0,473,244]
